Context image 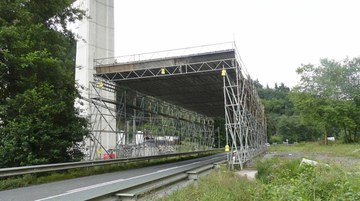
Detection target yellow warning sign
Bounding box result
[225,144,230,152]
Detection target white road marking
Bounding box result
[66,178,125,193]
[155,166,180,173]
[35,161,201,201]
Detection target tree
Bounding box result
[276,115,321,143]
[292,58,360,143]
[290,92,335,144]
[0,0,88,167]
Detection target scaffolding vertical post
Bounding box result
[223,53,266,169]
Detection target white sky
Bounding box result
[114,0,360,88]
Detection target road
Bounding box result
[0,153,225,201]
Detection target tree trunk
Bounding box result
[343,124,348,143]
[354,127,358,143]
[324,126,328,145]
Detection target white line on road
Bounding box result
[66,178,125,193]
[35,161,201,201]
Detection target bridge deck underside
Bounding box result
[95,50,237,117]
[114,72,226,117]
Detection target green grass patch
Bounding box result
[269,142,360,157]
[255,157,360,200]
[162,159,360,201]
[162,143,360,201]
[0,151,220,191]
[160,167,258,201]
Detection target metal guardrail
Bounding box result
[0,149,222,178]
[37,153,227,201]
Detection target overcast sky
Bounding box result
[114,0,360,88]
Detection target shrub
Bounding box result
[269,135,283,144]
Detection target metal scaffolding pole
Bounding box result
[85,79,214,160]
[223,57,267,169]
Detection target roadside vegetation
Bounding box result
[161,144,360,201]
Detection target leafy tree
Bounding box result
[276,115,321,143]
[292,58,360,143]
[0,0,88,167]
[290,92,338,144]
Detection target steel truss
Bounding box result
[85,79,214,160]
[223,63,267,169]
[96,58,235,82]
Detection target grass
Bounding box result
[0,151,219,191]
[159,167,258,201]
[269,142,360,158]
[161,143,360,201]
[162,160,360,201]
[255,157,360,201]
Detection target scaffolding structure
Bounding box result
[86,42,266,168]
[85,79,214,160]
[222,64,267,169]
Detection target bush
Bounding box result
[256,158,301,184]
[269,135,283,144]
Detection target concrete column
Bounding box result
[75,0,114,101]
[75,0,115,159]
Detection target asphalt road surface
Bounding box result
[0,153,225,201]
